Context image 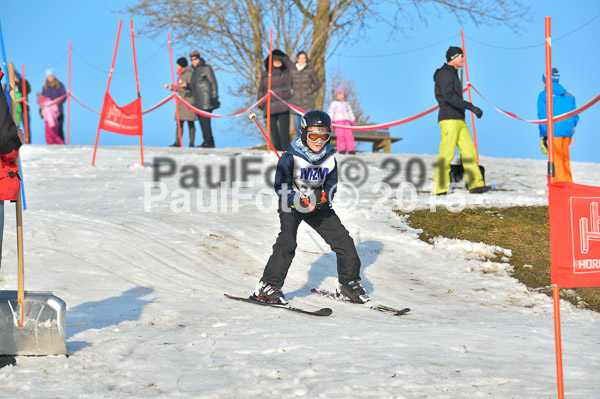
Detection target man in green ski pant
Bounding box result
[432,46,491,195]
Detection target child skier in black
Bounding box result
[254,110,369,305]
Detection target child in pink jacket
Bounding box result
[328,87,356,154]
[37,93,64,145]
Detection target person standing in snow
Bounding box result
[0,67,25,269]
[537,68,579,183]
[41,69,66,142]
[289,51,321,137]
[432,46,490,195]
[328,86,356,154]
[253,110,368,305]
[189,50,219,148]
[165,57,197,147]
[257,49,293,151]
[37,93,64,145]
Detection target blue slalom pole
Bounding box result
[0,19,27,210]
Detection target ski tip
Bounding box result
[318,308,333,316]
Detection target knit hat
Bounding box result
[335,86,345,96]
[446,46,463,62]
[45,68,54,77]
[542,67,560,83]
[176,57,188,68]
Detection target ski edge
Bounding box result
[311,288,410,316]
[224,294,333,316]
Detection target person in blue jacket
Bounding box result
[537,68,579,182]
[253,110,369,305]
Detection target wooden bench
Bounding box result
[331,127,402,153]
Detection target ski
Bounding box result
[311,288,410,316]
[224,294,333,317]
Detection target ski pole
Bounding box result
[248,111,314,211]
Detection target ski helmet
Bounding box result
[300,110,331,146]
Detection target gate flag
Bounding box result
[549,180,600,288]
[98,93,142,136]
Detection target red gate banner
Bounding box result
[549,180,600,288]
[98,93,142,136]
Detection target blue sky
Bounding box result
[2,1,599,163]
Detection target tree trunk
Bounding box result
[311,0,331,110]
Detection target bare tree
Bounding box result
[123,0,528,117]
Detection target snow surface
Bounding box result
[1,145,600,398]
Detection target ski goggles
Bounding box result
[307,132,331,143]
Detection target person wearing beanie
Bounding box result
[257,49,294,151]
[165,56,197,147]
[41,68,66,143]
[189,50,219,148]
[537,68,579,182]
[252,109,368,306]
[327,86,357,154]
[432,45,490,195]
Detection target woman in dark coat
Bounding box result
[257,49,293,151]
[289,51,321,137]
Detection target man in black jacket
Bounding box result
[433,46,490,195]
[189,50,219,148]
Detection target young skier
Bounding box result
[253,110,369,305]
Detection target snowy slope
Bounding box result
[0,145,599,398]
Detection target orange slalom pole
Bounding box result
[20,63,29,144]
[130,20,144,166]
[460,29,478,164]
[552,284,565,399]
[167,34,182,147]
[93,20,122,166]
[546,16,563,399]
[545,17,556,184]
[67,41,71,145]
[266,27,273,154]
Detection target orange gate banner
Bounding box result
[549,180,600,288]
[99,93,142,136]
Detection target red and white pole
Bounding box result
[460,29,478,164]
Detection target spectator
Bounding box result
[290,51,320,136]
[189,50,219,148]
[37,93,64,145]
[537,68,579,183]
[257,49,293,151]
[14,72,31,143]
[328,86,356,154]
[0,66,24,270]
[41,69,66,142]
[166,57,197,147]
[432,46,490,195]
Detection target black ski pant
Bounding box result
[198,115,214,146]
[261,207,361,288]
[267,111,290,151]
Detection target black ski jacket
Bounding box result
[433,63,472,122]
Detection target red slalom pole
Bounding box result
[67,41,71,145]
[167,33,182,147]
[249,111,279,158]
[20,63,29,144]
[460,29,478,164]
[130,20,144,166]
[266,27,273,154]
[93,20,122,166]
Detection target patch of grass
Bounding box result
[398,206,600,312]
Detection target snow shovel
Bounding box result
[0,63,67,356]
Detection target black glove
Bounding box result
[467,103,483,119]
[315,190,331,211]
